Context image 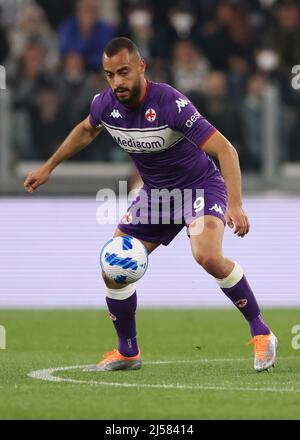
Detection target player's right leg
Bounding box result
[85,184,184,372]
[84,229,160,372]
[188,214,278,372]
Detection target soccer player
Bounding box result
[24,37,277,372]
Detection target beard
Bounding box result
[114,80,142,106]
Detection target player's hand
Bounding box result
[225,204,250,237]
[24,164,52,193]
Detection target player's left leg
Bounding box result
[189,215,277,371]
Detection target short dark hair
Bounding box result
[103,37,140,58]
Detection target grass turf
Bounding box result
[0,309,299,420]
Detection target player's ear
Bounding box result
[140,58,146,74]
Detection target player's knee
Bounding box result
[193,251,223,276]
[202,256,223,276]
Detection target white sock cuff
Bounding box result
[106,283,137,300]
[215,262,244,289]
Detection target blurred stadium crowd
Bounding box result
[0,0,299,171]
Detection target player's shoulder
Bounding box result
[91,87,114,106]
[149,82,193,124]
[150,82,187,106]
[89,88,116,127]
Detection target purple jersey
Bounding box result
[89,81,222,190]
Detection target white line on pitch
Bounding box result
[27,356,300,393]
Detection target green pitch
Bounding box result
[0,309,299,420]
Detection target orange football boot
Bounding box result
[83,349,142,372]
[247,332,278,372]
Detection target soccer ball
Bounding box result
[100,235,148,284]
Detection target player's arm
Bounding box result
[202,130,250,237]
[24,117,102,193]
[163,88,249,236]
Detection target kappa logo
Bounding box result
[234,299,248,309]
[110,109,122,118]
[176,98,189,113]
[145,108,156,122]
[209,204,224,215]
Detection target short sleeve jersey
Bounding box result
[89,81,220,189]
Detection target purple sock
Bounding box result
[106,291,139,357]
[248,314,270,337]
[218,265,270,337]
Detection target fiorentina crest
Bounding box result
[234,299,248,309]
[145,108,156,122]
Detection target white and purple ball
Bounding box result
[100,236,148,284]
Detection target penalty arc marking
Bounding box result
[28,357,300,393]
